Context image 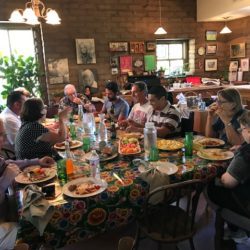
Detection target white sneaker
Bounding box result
[223,227,248,243]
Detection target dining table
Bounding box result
[15,131,232,249]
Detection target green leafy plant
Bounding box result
[0,54,43,99]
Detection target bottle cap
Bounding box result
[145,122,155,129]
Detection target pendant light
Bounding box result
[220,17,232,34]
[154,0,167,35]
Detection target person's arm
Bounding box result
[4,117,20,145]
[117,101,130,122]
[221,172,239,188]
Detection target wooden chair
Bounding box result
[1,147,16,160]
[132,179,204,250]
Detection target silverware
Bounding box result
[113,173,124,185]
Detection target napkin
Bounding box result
[22,184,54,236]
[139,168,169,205]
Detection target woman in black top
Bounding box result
[15,98,70,159]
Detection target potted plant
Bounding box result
[0,54,43,99]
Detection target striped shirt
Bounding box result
[148,102,181,133]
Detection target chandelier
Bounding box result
[9,0,61,25]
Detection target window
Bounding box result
[156,40,188,76]
[0,25,36,104]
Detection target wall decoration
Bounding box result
[198,47,205,56]
[76,39,96,64]
[230,43,245,58]
[132,55,144,75]
[229,61,238,71]
[205,30,217,41]
[206,44,217,55]
[48,58,69,85]
[130,42,145,53]
[204,58,218,71]
[144,55,156,71]
[120,55,132,74]
[110,56,119,75]
[146,41,156,52]
[228,71,237,82]
[109,42,129,52]
[240,58,249,72]
[79,68,98,93]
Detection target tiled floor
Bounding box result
[58,194,249,250]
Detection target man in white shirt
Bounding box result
[0,91,26,150]
[119,81,152,129]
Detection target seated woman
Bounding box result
[15,98,71,160]
[84,86,92,101]
[207,110,250,242]
[205,88,245,145]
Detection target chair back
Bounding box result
[1,147,16,160]
[142,179,204,240]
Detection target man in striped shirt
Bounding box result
[147,86,181,138]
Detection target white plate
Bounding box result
[62,177,107,198]
[15,167,57,184]
[138,161,178,175]
[85,151,118,162]
[197,149,234,161]
[194,138,225,148]
[54,140,83,150]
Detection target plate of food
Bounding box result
[117,131,143,140]
[118,137,141,155]
[15,166,57,184]
[54,140,83,150]
[197,149,234,161]
[138,161,178,175]
[194,138,225,148]
[62,177,107,198]
[157,139,184,151]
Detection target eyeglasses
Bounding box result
[216,99,229,105]
[237,127,248,133]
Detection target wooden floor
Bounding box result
[56,194,249,250]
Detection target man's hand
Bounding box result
[39,157,55,167]
[72,97,82,104]
[207,103,218,117]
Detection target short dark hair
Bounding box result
[21,98,44,122]
[133,81,148,93]
[7,91,24,108]
[148,86,167,99]
[105,81,119,94]
[238,110,250,127]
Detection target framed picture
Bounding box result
[205,59,218,71]
[110,56,119,68]
[206,44,217,55]
[79,68,98,91]
[146,41,156,52]
[241,58,249,72]
[206,30,217,41]
[109,42,129,52]
[120,55,132,74]
[75,39,96,64]
[229,61,238,71]
[230,43,245,58]
[48,58,69,85]
[130,42,145,53]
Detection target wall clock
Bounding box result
[198,47,205,56]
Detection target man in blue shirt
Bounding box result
[101,81,129,122]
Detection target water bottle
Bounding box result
[69,122,76,140]
[144,122,157,160]
[78,104,84,127]
[97,113,107,143]
[89,150,100,179]
[83,112,96,135]
[184,132,193,157]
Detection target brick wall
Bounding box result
[0,0,249,102]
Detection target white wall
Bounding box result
[197,0,250,21]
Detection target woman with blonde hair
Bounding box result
[205,88,245,145]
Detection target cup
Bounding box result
[184,132,193,157]
[56,159,67,185]
[149,146,159,162]
[82,136,91,152]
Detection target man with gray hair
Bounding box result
[119,81,152,129]
[59,84,95,114]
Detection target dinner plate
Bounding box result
[54,140,83,150]
[157,139,184,151]
[85,151,119,162]
[62,177,107,198]
[138,161,178,175]
[15,167,57,184]
[197,149,234,161]
[194,138,225,148]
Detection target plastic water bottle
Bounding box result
[144,122,157,160]
[83,112,95,135]
[78,104,84,127]
[89,150,100,179]
[97,113,107,143]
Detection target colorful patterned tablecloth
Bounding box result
[17,149,230,249]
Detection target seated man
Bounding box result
[59,84,95,114]
[126,86,181,138]
[119,81,152,128]
[0,91,27,150]
[0,118,54,250]
[101,81,129,122]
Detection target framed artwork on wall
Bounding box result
[109,42,129,52]
[205,30,217,41]
[130,42,145,53]
[205,58,218,71]
[206,44,217,55]
[229,61,238,71]
[48,58,69,85]
[76,39,96,64]
[230,43,245,58]
[146,41,156,52]
[240,58,249,72]
[120,55,132,74]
